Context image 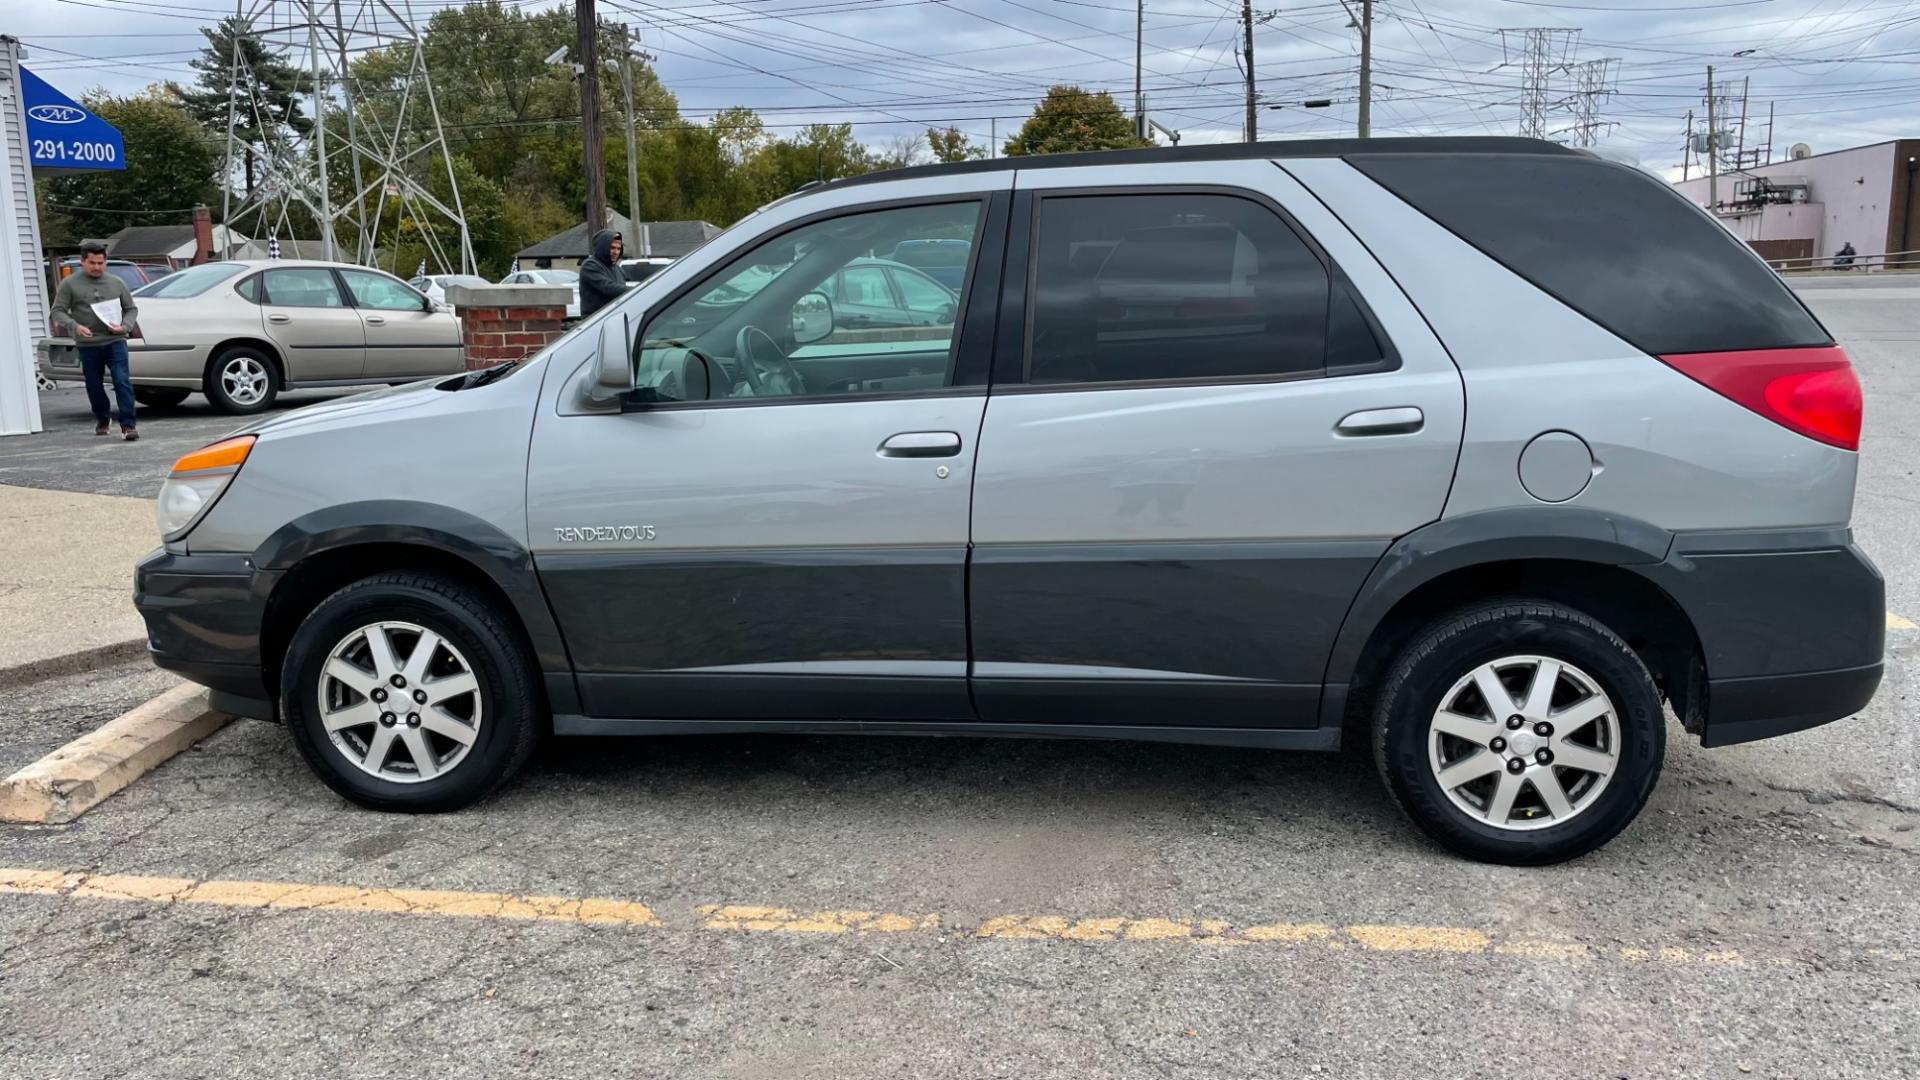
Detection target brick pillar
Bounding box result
[442,284,574,370]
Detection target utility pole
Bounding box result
[1683,109,1693,181]
[613,22,648,244]
[577,0,607,235]
[1135,0,1146,140]
[1737,74,1751,168]
[1705,65,1717,213]
[1242,0,1256,142]
[1357,0,1372,138]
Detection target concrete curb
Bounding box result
[0,638,148,691]
[0,684,232,824]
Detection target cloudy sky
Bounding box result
[11,0,1919,172]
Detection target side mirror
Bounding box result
[792,290,834,345]
[585,314,633,404]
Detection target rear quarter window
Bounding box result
[1348,154,1830,355]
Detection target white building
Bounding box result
[1671,139,1920,268]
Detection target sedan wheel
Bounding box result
[204,347,280,414]
[222,357,271,406]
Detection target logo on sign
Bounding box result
[27,104,87,125]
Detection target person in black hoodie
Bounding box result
[579,228,626,319]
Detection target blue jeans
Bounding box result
[79,339,136,429]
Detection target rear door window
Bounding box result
[1026,193,1333,386]
[263,268,347,308]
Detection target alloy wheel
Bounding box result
[221,356,270,406]
[1426,655,1620,831]
[318,621,482,783]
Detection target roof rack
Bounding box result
[823,136,1581,192]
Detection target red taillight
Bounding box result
[1658,346,1862,451]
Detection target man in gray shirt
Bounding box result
[51,241,141,440]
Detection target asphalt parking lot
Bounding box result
[1,285,1917,1078]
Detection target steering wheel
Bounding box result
[733,325,806,397]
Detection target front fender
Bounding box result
[253,500,572,681]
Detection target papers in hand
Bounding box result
[90,298,123,329]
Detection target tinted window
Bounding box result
[341,269,427,311]
[136,262,243,298]
[105,264,145,290]
[263,268,346,308]
[1350,154,1830,354]
[1028,193,1330,385]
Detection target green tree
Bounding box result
[927,126,985,164]
[38,89,220,240]
[1003,86,1149,157]
[747,123,873,200]
[170,16,309,196]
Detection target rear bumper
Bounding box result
[1635,529,1885,746]
[134,548,276,719]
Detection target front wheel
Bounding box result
[1371,600,1665,865]
[281,572,542,811]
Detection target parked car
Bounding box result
[888,238,971,290]
[620,256,675,284]
[43,260,465,413]
[663,257,956,340]
[407,273,490,305]
[500,268,581,318]
[135,139,1881,864]
[54,256,166,294]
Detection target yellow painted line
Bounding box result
[0,867,659,927]
[698,904,938,934]
[0,867,1903,969]
[1889,611,1917,631]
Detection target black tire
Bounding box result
[1371,600,1665,866]
[281,572,542,812]
[204,346,280,414]
[133,387,190,408]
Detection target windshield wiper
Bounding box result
[464,360,520,389]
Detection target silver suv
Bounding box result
[134,139,1882,864]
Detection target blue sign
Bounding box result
[21,66,124,171]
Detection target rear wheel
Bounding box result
[281,572,541,811]
[133,387,190,408]
[1371,600,1665,865]
[204,347,279,414]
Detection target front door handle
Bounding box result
[268,314,291,324]
[365,315,386,325]
[1335,407,1424,436]
[878,431,962,457]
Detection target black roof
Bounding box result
[824,136,1582,191]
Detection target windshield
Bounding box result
[538,269,579,284]
[134,262,244,298]
[437,275,489,288]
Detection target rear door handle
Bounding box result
[365,315,386,325]
[268,314,291,324]
[878,431,962,457]
[1335,407,1424,436]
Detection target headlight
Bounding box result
[157,435,255,541]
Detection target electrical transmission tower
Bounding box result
[1498,27,1579,140]
[1566,57,1618,148]
[218,0,473,274]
